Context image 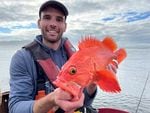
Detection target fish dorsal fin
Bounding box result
[102,36,117,51]
[78,36,118,51]
[78,36,103,50]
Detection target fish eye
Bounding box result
[69,66,77,75]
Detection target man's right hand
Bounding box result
[53,88,85,112]
[33,88,84,113]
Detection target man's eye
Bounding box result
[56,17,64,22]
[42,15,51,20]
[57,18,63,22]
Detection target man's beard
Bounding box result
[46,37,61,43]
[43,32,63,43]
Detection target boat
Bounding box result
[0,91,9,113]
[0,91,129,113]
[98,108,128,113]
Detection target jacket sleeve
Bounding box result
[9,49,37,113]
[83,87,97,106]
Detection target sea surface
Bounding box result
[0,37,150,113]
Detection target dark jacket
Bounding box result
[9,35,97,113]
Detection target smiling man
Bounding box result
[8,1,99,113]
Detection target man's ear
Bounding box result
[37,19,41,29]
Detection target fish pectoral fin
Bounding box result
[96,70,121,93]
[114,48,127,64]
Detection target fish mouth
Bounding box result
[53,79,82,100]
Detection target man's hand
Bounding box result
[107,59,119,74]
[33,88,84,113]
[53,88,84,112]
[86,59,119,96]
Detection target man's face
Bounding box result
[38,7,67,43]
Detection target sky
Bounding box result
[0,0,150,46]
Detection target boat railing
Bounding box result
[0,91,9,113]
[0,90,2,105]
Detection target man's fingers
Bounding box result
[107,58,119,74]
[55,93,84,112]
[54,88,84,112]
[112,59,118,68]
[54,88,72,100]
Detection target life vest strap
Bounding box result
[37,59,60,82]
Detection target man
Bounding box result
[9,1,118,113]
[9,1,96,113]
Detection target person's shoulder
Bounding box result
[12,48,32,61]
[10,48,34,68]
[14,48,30,56]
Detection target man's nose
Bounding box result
[49,19,57,28]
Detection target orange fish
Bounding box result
[53,36,127,100]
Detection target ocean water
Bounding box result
[0,38,150,113]
[0,40,31,91]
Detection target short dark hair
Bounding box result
[39,0,69,19]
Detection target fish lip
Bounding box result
[64,81,82,92]
[70,81,81,88]
[54,79,82,99]
[65,81,83,100]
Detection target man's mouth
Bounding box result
[47,30,58,36]
[48,30,57,33]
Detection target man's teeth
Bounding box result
[48,30,56,33]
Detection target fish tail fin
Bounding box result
[96,70,121,93]
[115,48,127,64]
[102,36,117,51]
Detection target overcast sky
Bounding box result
[0,0,150,46]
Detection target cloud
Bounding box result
[126,11,150,22]
[0,0,150,47]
